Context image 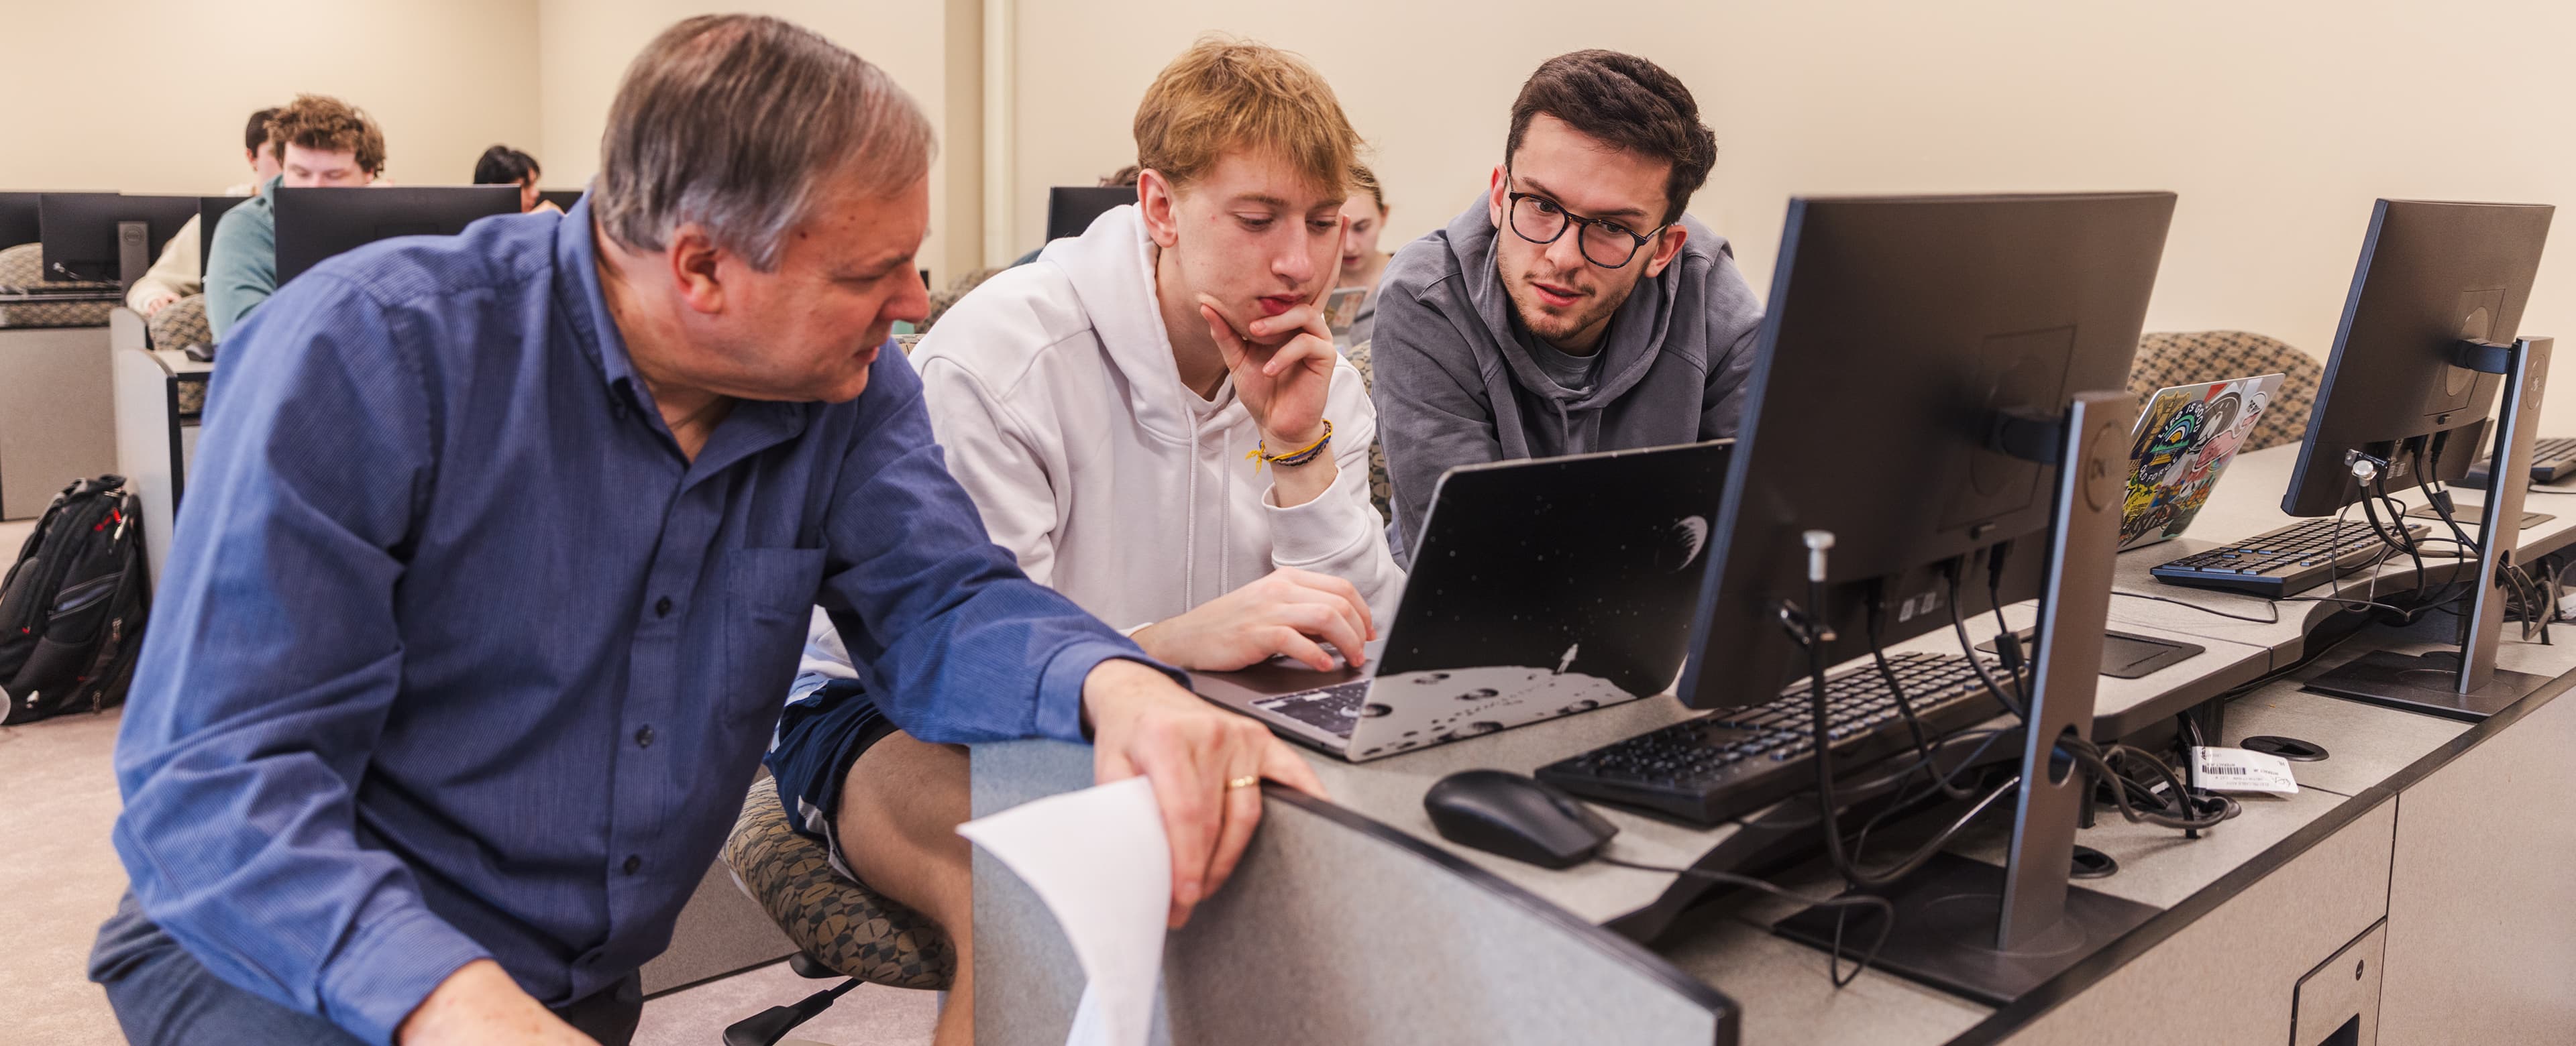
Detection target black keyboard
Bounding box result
[2148,516,2430,599]
[2457,435,2576,489]
[1536,652,2008,827]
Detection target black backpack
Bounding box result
[0,475,150,724]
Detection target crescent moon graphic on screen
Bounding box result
[1672,516,1711,571]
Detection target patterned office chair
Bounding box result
[2127,331,2322,451]
[1342,339,1395,524]
[148,295,217,416]
[0,243,117,328]
[148,294,213,353]
[718,776,953,1045]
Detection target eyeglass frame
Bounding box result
[1501,172,1673,270]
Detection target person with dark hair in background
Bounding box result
[473,145,554,213]
[123,107,284,317]
[1368,50,1763,565]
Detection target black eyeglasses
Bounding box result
[1503,176,1668,269]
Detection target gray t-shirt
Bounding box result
[1515,320,1606,395]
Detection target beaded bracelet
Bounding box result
[1246,420,1334,472]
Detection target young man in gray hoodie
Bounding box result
[1370,50,1764,563]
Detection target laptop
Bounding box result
[2118,372,2287,550]
[1193,439,1732,761]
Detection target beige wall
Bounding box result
[0,0,540,193]
[14,1,2575,424]
[1006,0,2576,427]
[535,0,974,282]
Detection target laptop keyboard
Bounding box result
[1253,680,1374,739]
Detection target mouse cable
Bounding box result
[1594,851,1895,988]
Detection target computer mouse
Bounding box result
[1423,770,1617,870]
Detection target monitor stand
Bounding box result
[2304,337,2556,721]
[1776,390,2158,1006]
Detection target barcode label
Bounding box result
[2189,746,2298,794]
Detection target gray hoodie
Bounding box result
[1370,195,1766,563]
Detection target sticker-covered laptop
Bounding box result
[1191,439,1731,761]
[2118,372,2287,550]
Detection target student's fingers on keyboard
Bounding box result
[1277,601,1365,666]
[1283,569,1374,638]
[1263,626,1337,672]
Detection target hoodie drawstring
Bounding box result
[1218,426,1232,597]
[1181,384,1199,610]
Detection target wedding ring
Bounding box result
[1226,775,1261,790]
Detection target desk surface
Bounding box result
[977,438,2576,1046]
[1294,441,2576,931]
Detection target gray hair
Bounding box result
[592,15,935,270]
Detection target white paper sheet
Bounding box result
[958,776,1171,1046]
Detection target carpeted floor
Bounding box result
[0,508,934,1046]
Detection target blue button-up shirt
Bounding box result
[109,198,1155,1045]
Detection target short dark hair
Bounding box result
[474,146,541,186]
[1505,51,1715,225]
[244,107,280,154]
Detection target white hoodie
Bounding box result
[797,205,1405,684]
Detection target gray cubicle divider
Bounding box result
[971,740,1739,1046]
[0,324,117,520]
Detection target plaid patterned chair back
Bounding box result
[720,776,955,991]
[2128,331,2322,451]
[1342,339,1394,524]
[149,294,213,352]
[0,243,117,328]
[150,294,217,416]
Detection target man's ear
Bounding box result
[1640,221,1690,279]
[1486,166,1509,228]
[666,224,727,316]
[1137,168,1181,249]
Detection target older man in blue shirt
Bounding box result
[89,16,1322,1046]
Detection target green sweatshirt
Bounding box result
[204,174,282,342]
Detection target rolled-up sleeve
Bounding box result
[815,348,1181,744]
[109,276,488,1046]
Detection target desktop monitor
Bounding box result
[38,193,201,284]
[2278,199,2553,517]
[272,186,521,285]
[1671,192,2174,1006]
[0,192,39,250]
[197,195,252,265]
[1677,192,2176,713]
[1046,186,1137,243]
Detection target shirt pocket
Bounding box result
[724,546,828,733]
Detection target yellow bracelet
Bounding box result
[1244,420,1334,472]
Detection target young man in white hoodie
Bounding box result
[765,37,1401,1043]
